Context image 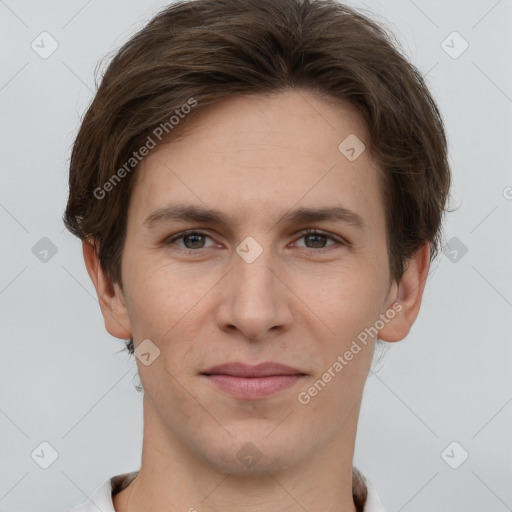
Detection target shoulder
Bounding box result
[362,475,387,512]
[353,467,387,512]
[65,471,138,512]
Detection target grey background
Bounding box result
[1,0,511,510]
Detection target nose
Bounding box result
[214,243,293,342]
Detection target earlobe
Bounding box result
[82,239,133,340]
[378,243,431,343]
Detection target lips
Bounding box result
[200,362,307,399]
[201,361,306,377]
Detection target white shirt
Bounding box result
[67,471,386,511]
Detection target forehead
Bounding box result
[128,89,385,235]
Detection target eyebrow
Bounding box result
[143,204,367,231]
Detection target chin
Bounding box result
[192,432,304,476]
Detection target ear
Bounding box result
[378,242,430,343]
[82,239,132,340]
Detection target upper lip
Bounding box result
[201,362,306,377]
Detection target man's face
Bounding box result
[116,89,398,474]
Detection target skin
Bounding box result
[83,88,430,512]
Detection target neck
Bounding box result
[113,397,364,512]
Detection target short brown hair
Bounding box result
[64,0,451,355]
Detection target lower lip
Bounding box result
[203,374,305,399]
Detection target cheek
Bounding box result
[296,258,385,337]
[301,272,381,405]
[123,257,222,347]
[122,260,180,341]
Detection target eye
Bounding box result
[164,228,347,254]
[165,230,217,251]
[292,228,346,251]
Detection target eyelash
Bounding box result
[164,228,347,254]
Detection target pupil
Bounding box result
[184,234,204,249]
[307,234,325,248]
[181,233,326,249]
